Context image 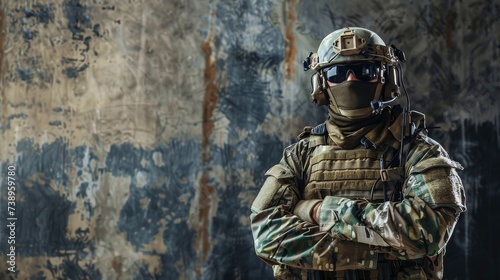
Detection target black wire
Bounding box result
[369,151,400,202]
[395,60,412,202]
[399,61,411,111]
[370,177,381,202]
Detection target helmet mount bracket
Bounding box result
[333,30,366,56]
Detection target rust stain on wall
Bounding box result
[192,13,218,275]
[445,10,454,53]
[200,33,218,163]
[284,0,297,82]
[195,174,216,267]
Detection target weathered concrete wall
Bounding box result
[0,0,498,279]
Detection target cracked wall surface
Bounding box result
[0,0,498,279]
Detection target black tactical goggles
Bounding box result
[324,62,380,83]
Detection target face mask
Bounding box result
[326,81,378,119]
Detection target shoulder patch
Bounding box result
[409,157,463,174]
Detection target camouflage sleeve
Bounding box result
[250,140,381,272]
[317,134,466,260]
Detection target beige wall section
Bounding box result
[0,1,210,279]
[1,0,208,156]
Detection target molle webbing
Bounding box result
[305,146,395,200]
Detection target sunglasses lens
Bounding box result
[325,66,344,83]
[325,63,379,83]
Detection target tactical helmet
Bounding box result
[318,27,389,65]
[303,27,405,118]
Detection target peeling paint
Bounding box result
[63,0,92,39]
[22,4,55,26]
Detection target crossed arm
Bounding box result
[250,140,465,271]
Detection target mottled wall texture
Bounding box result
[0,0,498,279]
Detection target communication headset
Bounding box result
[302,30,407,115]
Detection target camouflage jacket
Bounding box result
[250,115,466,279]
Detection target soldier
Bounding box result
[250,27,466,280]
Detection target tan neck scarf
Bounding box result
[326,109,395,149]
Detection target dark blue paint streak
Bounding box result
[16,62,33,83]
[217,47,279,131]
[215,1,284,133]
[0,139,100,279]
[109,139,201,278]
[1,137,205,279]
[62,63,89,78]
[72,145,100,223]
[72,146,99,169]
[63,0,92,40]
[15,139,71,188]
[207,132,283,279]
[17,4,54,49]
[22,4,55,26]
[77,182,89,198]
[105,143,148,177]
[61,0,97,78]
[0,139,82,251]
[21,27,38,42]
[112,129,284,279]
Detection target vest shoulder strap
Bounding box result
[297,123,327,148]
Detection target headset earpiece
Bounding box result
[381,63,402,100]
[383,44,406,100]
[310,72,328,106]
